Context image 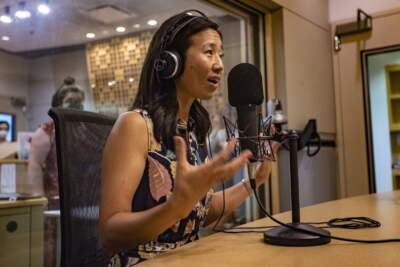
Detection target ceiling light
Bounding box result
[116,26,126,33]
[86,32,96,39]
[128,77,134,83]
[0,15,12,23]
[0,6,13,24]
[133,24,140,28]
[147,19,157,26]
[15,2,31,19]
[37,3,50,15]
[1,36,10,41]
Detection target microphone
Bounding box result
[227,64,331,247]
[228,63,264,162]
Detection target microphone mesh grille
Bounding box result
[228,63,264,106]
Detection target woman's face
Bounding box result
[62,91,84,110]
[175,28,224,101]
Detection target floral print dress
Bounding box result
[108,109,213,267]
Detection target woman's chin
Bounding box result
[199,92,215,101]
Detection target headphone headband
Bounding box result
[155,10,212,80]
[161,10,208,50]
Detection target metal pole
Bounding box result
[289,130,300,223]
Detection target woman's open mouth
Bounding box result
[207,76,220,87]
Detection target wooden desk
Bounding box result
[0,197,47,267]
[140,191,400,267]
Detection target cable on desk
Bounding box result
[216,217,382,234]
[325,217,381,229]
[249,179,400,244]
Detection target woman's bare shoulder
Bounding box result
[113,111,147,134]
[105,111,149,155]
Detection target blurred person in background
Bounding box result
[27,76,85,267]
[0,121,10,143]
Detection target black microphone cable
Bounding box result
[248,179,400,244]
[207,132,227,232]
[221,218,381,234]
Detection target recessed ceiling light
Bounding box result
[116,26,126,33]
[2,36,10,41]
[15,10,31,19]
[0,6,12,23]
[37,4,50,15]
[133,24,140,28]
[86,32,95,39]
[0,15,12,24]
[15,2,31,19]
[128,77,134,83]
[147,19,157,26]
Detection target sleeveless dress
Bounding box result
[108,109,213,267]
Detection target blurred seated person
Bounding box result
[0,120,10,144]
[27,76,84,267]
[27,76,85,200]
[0,120,19,160]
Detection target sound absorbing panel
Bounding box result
[86,31,154,113]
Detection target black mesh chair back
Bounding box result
[48,108,116,267]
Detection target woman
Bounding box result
[100,10,275,266]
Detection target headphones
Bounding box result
[154,10,210,80]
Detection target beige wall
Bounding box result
[329,0,400,22]
[332,8,400,197]
[0,48,90,132]
[270,2,335,133]
[273,0,330,29]
[27,49,90,130]
[265,0,338,211]
[282,9,335,133]
[266,0,400,199]
[0,51,29,132]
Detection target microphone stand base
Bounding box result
[264,223,331,246]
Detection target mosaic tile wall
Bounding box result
[85,30,231,128]
[86,31,154,114]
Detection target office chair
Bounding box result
[48,108,116,267]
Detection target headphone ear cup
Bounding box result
[157,50,183,79]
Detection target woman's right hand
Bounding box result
[169,136,252,219]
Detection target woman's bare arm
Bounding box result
[205,160,275,227]
[100,112,252,253]
[99,112,181,253]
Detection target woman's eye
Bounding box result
[205,50,213,55]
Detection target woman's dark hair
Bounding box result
[132,11,222,150]
[51,76,85,107]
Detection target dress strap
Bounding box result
[132,109,160,152]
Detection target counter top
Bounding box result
[0,159,28,164]
[0,197,47,209]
